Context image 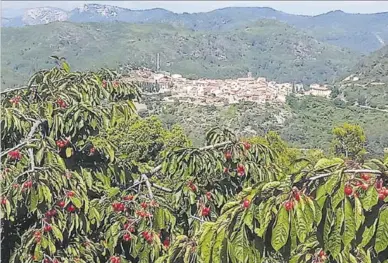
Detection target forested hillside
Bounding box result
[332,45,388,110]
[1,60,388,263]
[1,20,359,89]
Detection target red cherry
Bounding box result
[382,187,388,196]
[284,200,293,211]
[66,191,75,197]
[376,179,383,190]
[378,193,386,201]
[361,184,369,191]
[44,258,50,263]
[237,164,245,176]
[243,199,250,208]
[12,184,19,188]
[8,150,22,161]
[344,185,353,196]
[66,204,76,212]
[34,231,41,237]
[319,250,326,257]
[189,184,197,192]
[58,200,66,208]
[123,195,134,201]
[206,192,212,200]
[141,202,148,209]
[123,233,131,241]
[44,225,52,232]
[223,167,228,173]
[294,192,301,202]
[356,181,363,187]
[163,237,170,247]
[102,80,107,88]
[224,152,232,160]
[23,180,32,189]
[361,173,370,181]
[1,197,7,205]
[201,207,211,216]
[243,142,251,150]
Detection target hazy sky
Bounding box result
[2,1,388,15]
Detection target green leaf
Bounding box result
[51,225,63,241]
[211,225,226,262]
[354,196,364,231]
[271,206,290,251]
[66,147,73,158]
[327,207,343,258]
[199,222,216,263]
[375,208,388,253]
[343,197,356,246]
[361,187,379,211]
[70,197,82,208]
[295,202,308,243]
[360,219,377,247]
[30,187,38,211]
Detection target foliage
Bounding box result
[1,62,388,263]
[1,20,359,90]
[331,123,366,160]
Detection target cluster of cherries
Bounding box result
[9,96,21,105]
[8,150,22,161]
[23,180,33,189]
[109,256,121,263]
[57,200,76,213]
[122,222,135,242]
[344,173,387,201]
[55,139,69,149]
[112,202,125,212]
[43,257,60,263]
[201,206,211,216]
[142,231,154,243]
[284,189,302,211]
[56,98,68,109]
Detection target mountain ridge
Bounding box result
[2,4,388,53]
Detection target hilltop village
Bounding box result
[124,68,332,106]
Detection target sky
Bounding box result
[2,1,388,16]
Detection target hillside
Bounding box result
[2,4,388,53]
[333,45,388,109]
[146,96,388,156]
[1,20,359,89]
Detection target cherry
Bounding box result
[361,184,369,191]
[284,200,293,211]
[163,237,170,247]
[1,197,7,205]
[224,151,232,160]
[44,225,52,232]
[223,167,229,173]
[123,195,134,201]
[113,81,119,87]
[189,184,197,192]
[23,180,33,189]
[344,185,353,196]
[379,193,386,201]
[102,80,107,88]
[375,179,383,190]
[66,191,75,197]
[140,202,148,209]
[237,164,245,176]
[294,191,301,202]
[8,150,22,161]
[361,173,370,181]
[110,256,120,263]
[58,200,66,208]
[66,204,76,213]
[206,192,212,200]
[89,147,96,155]
[44,258,50,263]
[243,199,250,208]
[243,142,251,150]
[201,207,211,216]
[123,233,131,241]
[9,96,21,104]
[12,184,19,188]
[382,187,388,196]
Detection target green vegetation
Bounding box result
[148,95,388,157]
[332,45,388,109]
[1,20,359,89]
[2,62,388,263]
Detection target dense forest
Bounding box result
[1,60,387,263]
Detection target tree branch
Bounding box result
[309,169,383,181]
[124,141,232,198]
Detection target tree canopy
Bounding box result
[1,60,388,263]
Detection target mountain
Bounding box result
[1,20,359,89]
[2,4,388,53]
[333,45,388,109]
